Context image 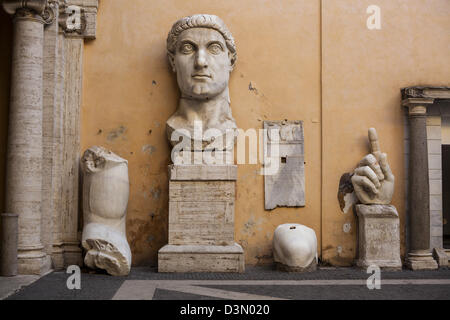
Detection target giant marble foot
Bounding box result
[81,146,132,276]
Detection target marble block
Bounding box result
[158,244,244,273]
[356,204,402,270]
[158,164,244,272]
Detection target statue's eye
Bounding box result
[180,43,194,54]
[208,43,223,55]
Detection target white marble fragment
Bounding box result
[166,14,238,151]
[264,121,305,210]
[273,223,317,271]
[81,146,131,276]
[351,128,395,205]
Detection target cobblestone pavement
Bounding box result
[4,266,450,300]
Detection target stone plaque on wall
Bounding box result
[264,120,305,210]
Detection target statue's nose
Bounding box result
[194,49,208,69]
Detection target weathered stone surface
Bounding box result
[264,121,305,210]
[404,101,437,270]
[169,181,235,202]
[169,164,237,181]
[5,8,52,275]
[355,204,402,270]
[50,31,66,270]
[273,224,317,272]
[172,150,234,165]
[338,172,358,214]
[160,165,243,272]
[61,37,84,267]
[168,166,237,246]
[81,146,131,276]
[432,248,448,268]
[2,0,46,15]
[405,251,439,270]
[401,86,450,100]
[0,213,18,276]
[59,0,99,39]
[158,244,244,273]
[169,201,234,245]
[41,3,60,266]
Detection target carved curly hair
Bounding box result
[166,14,237,67]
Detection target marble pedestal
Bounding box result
[356,204,402,270]
[158,165,245,273]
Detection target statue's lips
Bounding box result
[192,74,212,80]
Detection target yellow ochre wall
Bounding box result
[81,0,322,266]
[321,0,450,265]
[81,0,450,266]
[0,0,448,267]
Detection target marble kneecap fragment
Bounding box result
[81,146,131,276]
[273,223,317,271]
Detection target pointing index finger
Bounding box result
[368,128,381,154]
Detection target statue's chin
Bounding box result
[180,83,227,101]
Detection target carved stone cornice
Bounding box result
[402,86,450,100]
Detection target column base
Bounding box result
[356,259,402,271]
[158,243,245,273]
[18,250,52,275]
[62,242,83,267]
[405,252,438,270]
[51,243,65,270]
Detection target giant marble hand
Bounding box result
[351,128,395,205]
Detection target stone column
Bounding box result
[56,0,99,267]
[2,0,51,274]
[60,35,84,266]
[0,213,18,276]
[404,99,438,270]
[41,0,59,266]
[50,30,66,270]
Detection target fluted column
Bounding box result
[2,0,51,274]
[403,99,438,270]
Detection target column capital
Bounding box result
[41,0,58,25]
[2,0,47,16]
[402,98,435,116]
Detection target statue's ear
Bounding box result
[168,52,176,73]
[228,52,236,72]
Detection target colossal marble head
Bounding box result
[166,14,238,152]
[167,14,237,100]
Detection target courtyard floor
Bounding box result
[1,265,450,300]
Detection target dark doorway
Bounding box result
[442,145,450,248]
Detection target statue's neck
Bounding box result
[178,89,231,127]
